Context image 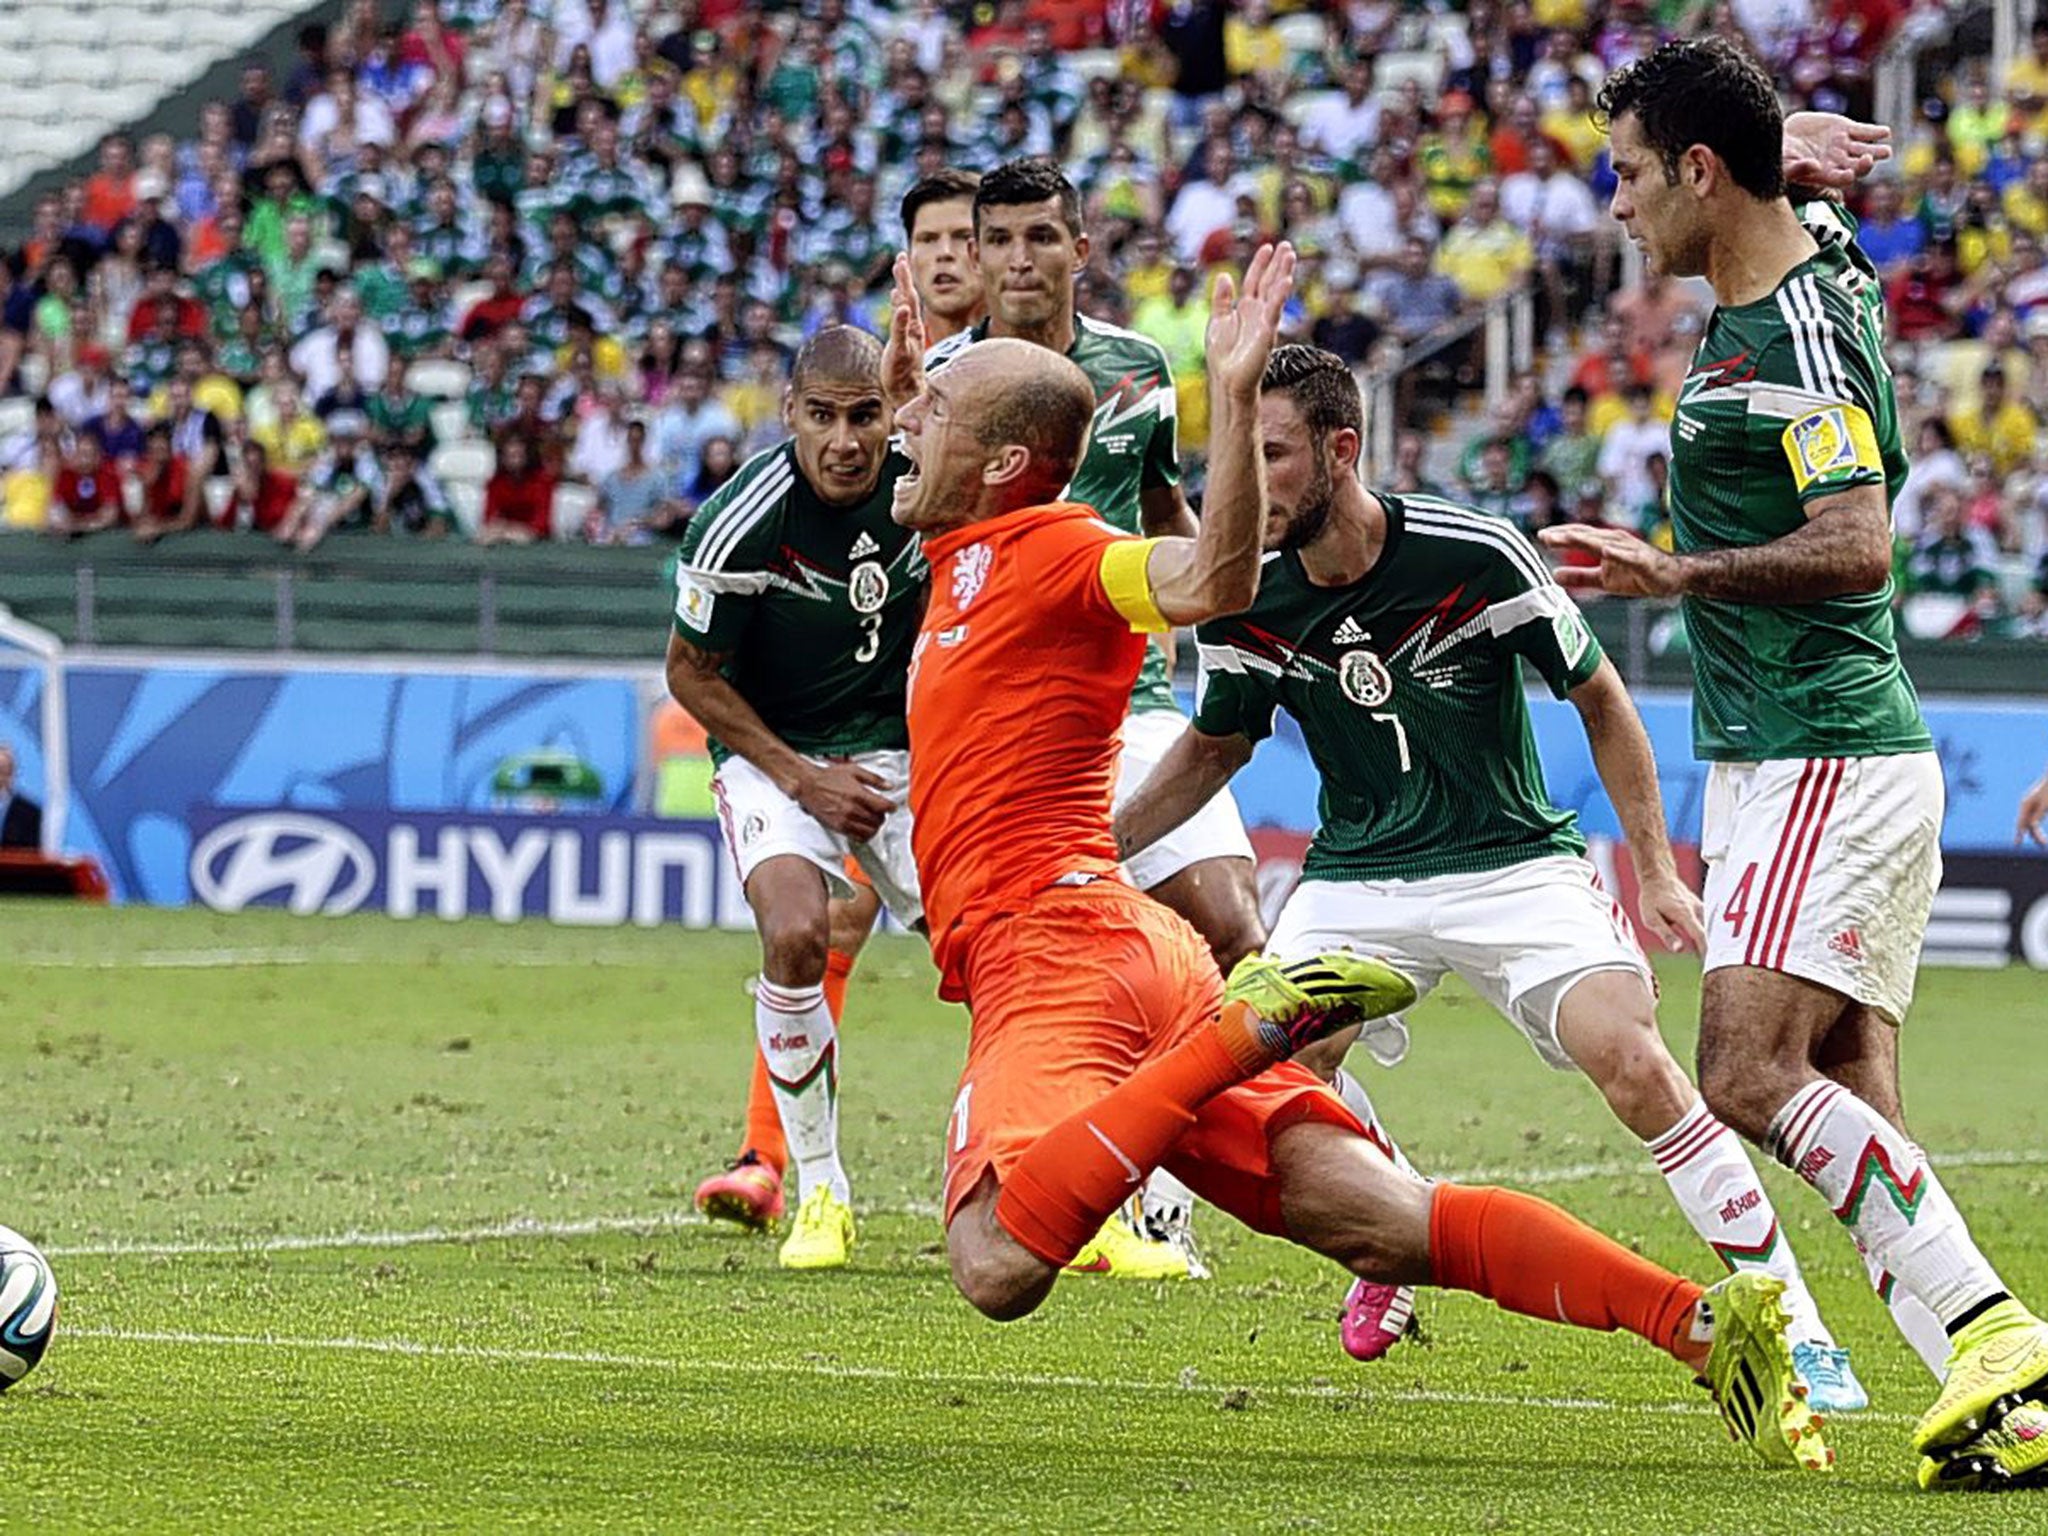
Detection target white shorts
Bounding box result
[1114,707,1255,891]
[711,749,923,928]
[1700,752,1942,1024]
[1265,855,1651,1072]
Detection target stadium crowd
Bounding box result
[0,0,2041,634]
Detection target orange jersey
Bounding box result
[908,502,1167,998]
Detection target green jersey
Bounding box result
[1670,201,1931,762]
[926,313,1183,712]
[672,442,927,765]
[1194,494,1600,882]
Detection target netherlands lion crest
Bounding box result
[849,560,888,615]
[1338,649,1393,707]
[952,542,993,609]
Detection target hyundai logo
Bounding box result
[190,814,376,916]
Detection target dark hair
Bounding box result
[973,156,1083,237]
[1260,345,1363,440]
[1563,384,1589,407]
[1596,37,1785,200]
[901,168,981,239]
[791,324,883,392]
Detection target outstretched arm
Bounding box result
[1567,658,1703,953]
[881,253,929,417]
[1141,242,1297,626]
[1540,482,1892,604]
[1113,725,1254,861]
[1783,112,1891,194]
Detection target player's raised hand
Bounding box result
[1637,870,1707,954]
[2018,769,2048,848]
[1539,525,1686,598]
[1783,111,1891,191]
[1206,241,1297,401]
[881,252,927,411]
[796,760,897,843]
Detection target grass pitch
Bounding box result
[3,903,2046,1533]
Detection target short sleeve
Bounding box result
[672,467,783,649]
[1192,624,1279,742]
[1481,534,1605,698]
[1141,360,1182,493]
[1759,280,1888,506]
[1027,512,1167,632]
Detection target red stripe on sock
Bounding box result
[1776,1081,1843,1166]
[1656,1118,1729,1174]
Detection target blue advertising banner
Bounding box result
[185,807,748,928]
[5,651,2045,915]
[0,658,644,904]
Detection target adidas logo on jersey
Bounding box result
[1827,927,1866,963]
[849,531,880,559]
[1331,616,1370,645]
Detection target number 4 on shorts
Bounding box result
[1722,862,1759,936]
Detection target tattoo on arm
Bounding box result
[1677,497,1890,603]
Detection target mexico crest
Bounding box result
[1338,649,1393,707]
[849,560,888,614]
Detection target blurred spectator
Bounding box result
[221,440,297,534]
[1299,55,1379,165]
[477,432,555,545]
[276,411,382,552]
[85,379,146,470]
[1436,180,1536,306]
[1367,237,1467,344]
[1132,265,1211,447]
[372,440,455,539]
[50,432,122,536]
[293,289,391,399]
[1949,364,2038,479]
[651,366,739,494]
[128,423,193,545]
[594,417,665,543]
[1540,386,1602,491]
[1597,384,1669,518]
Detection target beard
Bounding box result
[1275,445,1335,551]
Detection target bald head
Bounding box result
[792,324,883,392]
[957,338,1095,497]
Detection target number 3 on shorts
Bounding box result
[1721,861,1758,936]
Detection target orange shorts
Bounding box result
[940,880,1361,1236]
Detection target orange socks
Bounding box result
[995,1019,1254,1266]
[821,948,853,1021]
[738,950,857,1175]
[1429,1184,1706,1367]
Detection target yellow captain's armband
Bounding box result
[1098,537,1170,633]
[1781,403,1881,496]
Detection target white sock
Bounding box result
[1330,1069,1419,1178]
[755,978,848,1204]
[1646,1096,1831,1345]
[1857,1235,1952,1379]
[1769,1080,2003,1328]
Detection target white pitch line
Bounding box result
[62,1324,1918,1425]
[44,1147,2047,1260]
[9,949,666,971]
[44,1212,721,1259]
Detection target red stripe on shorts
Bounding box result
[1747,760,1820,967]
[1770,758,1846,971]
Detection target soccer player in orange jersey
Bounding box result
[884,244,1831,1471]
